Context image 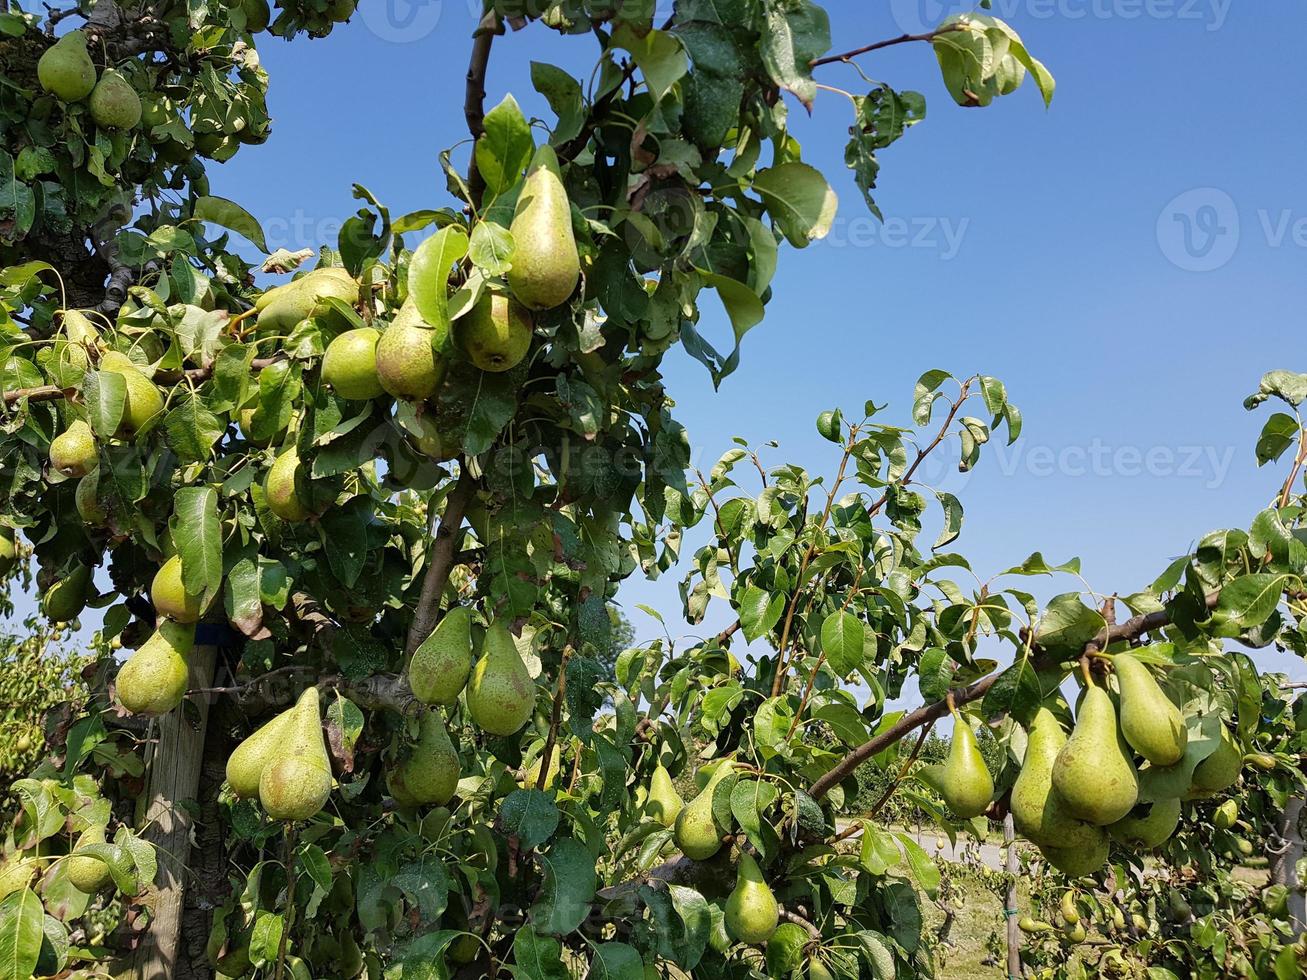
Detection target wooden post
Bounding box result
[127,643,217,980]
[1004,812,1022,980]
[1271,795,1305,934]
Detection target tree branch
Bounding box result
[537,645,572,793]
[463,12,498,205]
[807,589,1222,800]
[404,466,477,658]
[868,379,973,519]
[810,25,965,69]
[2,353,282,407]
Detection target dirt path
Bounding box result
[835,819,1009,871]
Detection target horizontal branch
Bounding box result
[2,354,282,407]
[807,589,1222,800]
[811,25,964,69]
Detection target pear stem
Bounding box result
[1079,656,1094,688]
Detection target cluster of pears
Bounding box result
[408,612,536,738]
[48,350,163,476]
[1011,655,1241,877]
[1018,890,1090,944]
[37,31,142,129]
[226,687,333,821]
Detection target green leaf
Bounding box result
[173,486,222,605]
[665,885,711,969]
[590,941,644,980]
[163,393,225,462]
[469,220,515,277]
[752,163,838,247]
[0,888,43,980]
[407,225,469,337]
[611,25,689,103]
[1254,413,1300,466]
[500,790,560,849]
[821,609,865,675]
[248,910,283,968]
[1215,573,1292,629]
[475,95,534,201]
[1035,593,1105,650]
[729,778,779,853]
[529,838,596,935]
[981,657,1041,727]
[896,833,941,899]
[512,929,569,980]
[82,369,126,439]
[224,556,263,637]
[738,585,784,643]
[530,63,585,145]
[193,195,268,252]
[759,0,831,109]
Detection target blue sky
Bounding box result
[24,3,1307,689]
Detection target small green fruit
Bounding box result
[466,621,535,736]
[939,711,993,819]
[151,554,208,623]
[37,31,96,102]
[75,471,107,525]
[99,351,163,433]
[724,852,778,944]
[507,145,580,310]
[0,857,36,900]
[1189,725,1241,795]
[386,709,460,807]
[1052,683,1138,826]
[765,922,809,976]
[673,761,734,860]
[1038,831,1109,878]
[1108,797,1181,849]
[1114,653,1186,766]
[116,621,195,716]
[1213,799,1238,830]
[408,607,473,705]
[88,69,142,130]
[50,418,97,477]
[259,687,333,821]
[265,449,311,522]
[646,764,684,828]
[0,525,15,577]
[227,709,295,799]
[65,825,115,894]
[377,301,444,400]
[42,562,91,622]
[322,327,384,400]
[455,293,533,373]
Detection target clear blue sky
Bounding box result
[32,4,1307,688]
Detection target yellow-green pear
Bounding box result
[1189,725,1241,795]
[151,554,209,623]
[116,621,195,716]
[1213,799,1238,830]
[1059,890,1080,925]
[387,709,460,806]
[765,922,808,976]
[226,709,295,799]
[507,145,580,310]
[1011,707,1103,848]
[1108,797,1181,849]
[466,621,535,736]
[259,686,333,821]
[75,470,107,525]
[1052,683,1138,826]
[99,351,163,433]
[50,418,97,477]
[454,293,533,373]
[42,562,91,622]
[646,764,684,828]
[322,327,384,400]
[238,405,281,447]
[88,69,142,130]
[521,744,561,790]
[939,712,993,819]
[0,525,14,577]
[265,448,311,522]
[37,31,96,102]
[65,825,114,894]
[0,856,35,900]
[673,761,734,860]
[724,851,778,944]
[255,267,357,335]
[376,301,444,400]
[807,956,836,980]
[1114,654,1186,766]
[1038,831,1110,878]
[408,606,472,705]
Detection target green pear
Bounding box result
[0,857,36,900]
[466,621,535,736]
[1109,797,1181,849]
[75,470,107,525]
[1052,683,1138,826]
[376,301,445,400]
[322,327,384,400]
[386,709,460,806]
[37,31,96,102]
[238,405,281,446]
[265,448,311,522]
[116,621,195,716]
[1038,831,1110,878]
[507,145,580,310]
[1213,799,1238,830]
[88,69,142,130]
[226,709,295,799]
[42,562,91,622]
[408,607,473,705]
[1114,654,1186,766]
[521,743,561,790]
[646,763,684,828]
[410,414,454,461]
[255,267,357,335]
[0,525,14,577]
[724,851,779,944]
[65,825,114,894]
[259,686,333,821]
[807,956,836,980]
[1011,707,1103,848]
[454,293,533,373]
[1189,725,1241,795]
[99,351,163,433]
[151,554,209,623]
[765,922,809,976]
[50,418,97,477]
[673,761,733,860]
[939,712,993,819]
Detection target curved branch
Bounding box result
[811,25,965,69]
[2,353,282,407]
[463,12,497,204]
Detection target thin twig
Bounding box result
[810,25,965,69]
[868,379,973,519]
[1279,423,1307,509]
[537,645,572,794]
[274,822,299,980]
[696,467,737,572]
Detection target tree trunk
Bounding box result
[1004,812,1022,979]
[126,644,218,980]
[1271,794,1305,935]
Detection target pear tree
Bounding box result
[0,3,1304,980]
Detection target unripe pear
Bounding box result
[0,525,14,577]
[75,471,107,525]
[65,825,114,894]
[466,621,535,736]
[765,922,809,976]
[50,418,97,477]
[376,301,445,400]
[646,764,684,828]
[724,852,778,944]
[939,712,993,819]
[1213,799,1238,830]
[88,69,142,130]
[1108,797,1181,849]
[151,554,208,623]
[116,621,195,716]
[37,31,96,102]
[1114,654,1186,766]
[259,687,333,821]
[99,351,163,433]
[322,327,384,400]
[255,267,357,334]
[387,709,460,807]
[1052,683,1138,826]
[1038,831,1109,878]
[673,761,733,860]
[42,562,91,622]
[227,708,295,799]
[408,606,472,705]
[265,448,311,522]
[521,743,561,791]
[1011,707,1103,848]
[454,293,533,373]
[507,145,580,310]
[1189,725,1241,795]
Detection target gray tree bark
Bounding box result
[1270,795,1305,935]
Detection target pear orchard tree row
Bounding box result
[0,2,1304,979]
